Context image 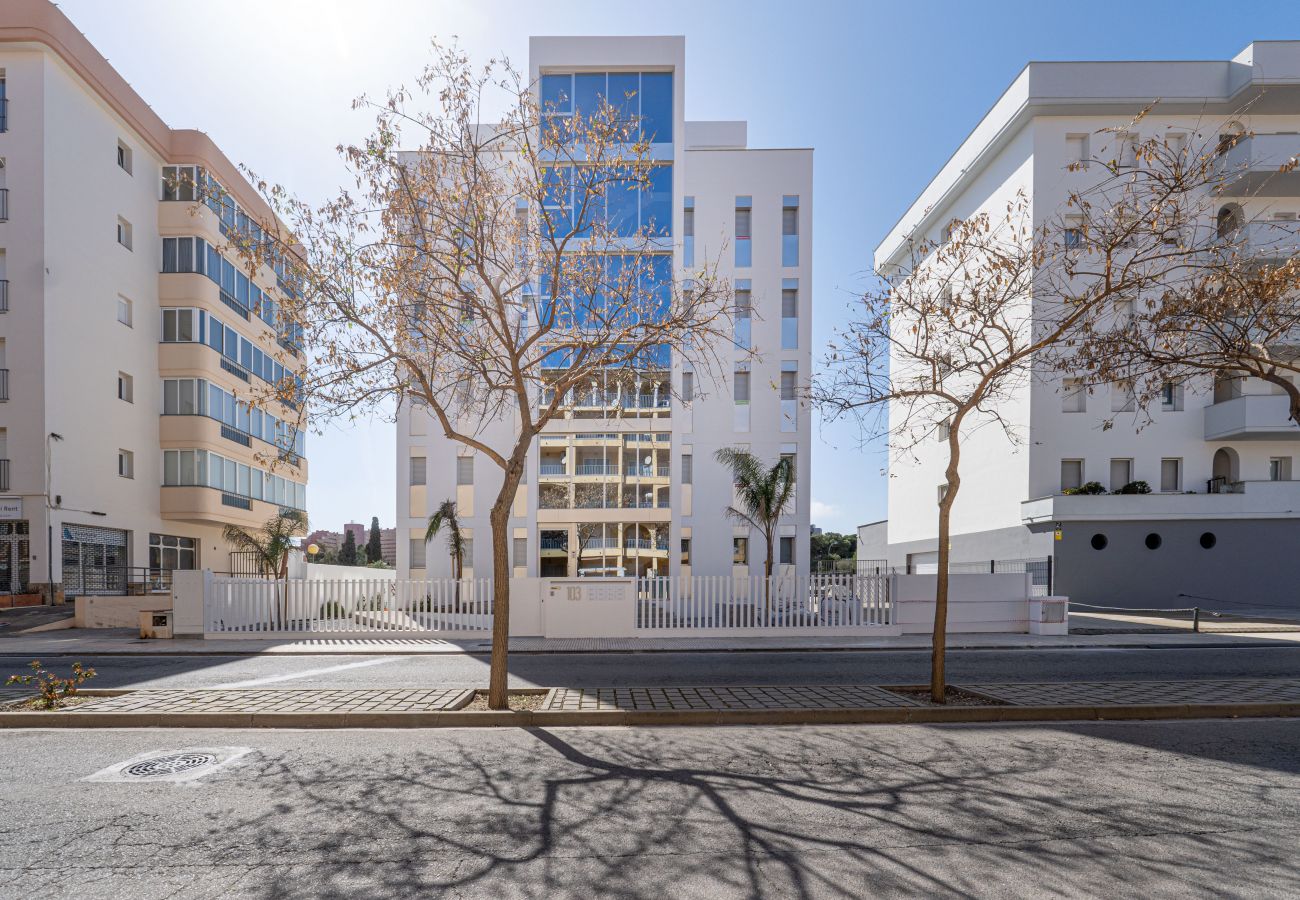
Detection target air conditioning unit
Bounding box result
[1029,597,1068,635]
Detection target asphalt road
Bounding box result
[3,645,1299,691]
[2,720,1298,898]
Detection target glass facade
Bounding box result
[540,71,672,144]
[162,377,305,457]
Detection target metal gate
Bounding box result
[61,523,129,596]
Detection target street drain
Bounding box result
[123,752,219,778]
[83,747,253,784]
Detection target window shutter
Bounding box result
[735,208,751,239]
[682,453,693,484]
[409,538,427,569]
[782,207,798,235]
[734,371,750,403]
[456,456,474,485]
[780,371,796,400]
[513,537,526,568]
[682,371,694,402]
[410,456,427,486]
[782,289,797,318]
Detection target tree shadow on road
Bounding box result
[202,723,1300,898]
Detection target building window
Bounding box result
[683,198,695,269]
[161,165,202,202]
[409,538,427,569]
[117,372,133,403]
[735,197,752,267]
[116,140,133,175]
[734,288,752,349]
[1160,381,1183,411]
[117,295,133,327]
[1270,457,1292,481]
[1160,458,1182,493]
[1064,216,1084,249]
[779,536,795,565]
[681,453,692,484]
[781,288,798,319]
[456,456,474,486]
[513,537,526,568]
[732,536,748,565]
[1111,381,1135,413]
[116,217,133,251]
[149,533,197,572]
[462,538,473,562]
[782,196,799,267]
[734,370,750,404]
[780,371,797,401]
[682,371,694,402]
[118,449,134,479]
[680,538,691,565]
[781,280,798,350]
[409,456,427,486]
[1109,458,1132,490]
[1061,459,1084,492]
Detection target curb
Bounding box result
[2,639,1299,658]
[4,701,1300,729]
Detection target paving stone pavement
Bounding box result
[966,678,1300,707]
[544,684,924,711]
[55,688,472,714]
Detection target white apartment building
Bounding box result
[0,0,308,601]
[397,36,812,583]
[862,41,1300,609]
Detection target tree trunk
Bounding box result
[486,457,525,710]
[763,530,774,613]
[931,433,962,704]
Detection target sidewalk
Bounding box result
[3,624,1300,657]
[4,678,1300,728]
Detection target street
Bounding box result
[4,645,1300,691]
[1,720,1298,898]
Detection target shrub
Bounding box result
[1116,480,1152,495]
[319,601,348,620]
[1063,481,1106,496]
[6,660,96,710]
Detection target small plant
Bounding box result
[1063,481,1106,496]
[1115,480,1152,495]
[6,660,96,710]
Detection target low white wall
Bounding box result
[74,595,172,629]
[542,578,637,638]
[303,564,397,582]
[892,573,1032,633]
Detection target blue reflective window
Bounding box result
[607,73,639,125]
[639,73,672,143]
[206,244,221,285]
[643,166,672,236]
[574,73,606,119]
[541,74,572,113]
[208,318,223,353]
[608,177,639,237]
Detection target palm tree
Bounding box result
[426,500,466,609]
[222,509,307,626]
[713,448,795,611]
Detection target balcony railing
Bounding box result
[221,492,253,510]
[219,289,250,320]
[576,462,616,475]
[220,424,254,447]
[624,538,669,551]
[0,459,9,492]
[624,465,672,477]
[0,369,9,402]
[539,463,567,476]
[539,536,568,550]
[0,96,8,133]
[0,188,8,222]
[219,357,251,383]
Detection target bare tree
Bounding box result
[816,116,1236,702]
[242,44,731,708]
[1069,140,1300,437]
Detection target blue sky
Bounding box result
[60,0,1299,536]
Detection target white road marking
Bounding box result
[217,657,400,687]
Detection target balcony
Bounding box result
[0,280,7,312]
[0,459,8,492]
[1231,220,1300,261]
[575,462,618,476]
[1216,133,1300,197]
[539,463,567,477]
[162,485,306,530]
[1204,393,1300,441]
[1022,480,1300,525]
[624,465,671,478]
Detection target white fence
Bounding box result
[205,576,493,635]
[637,574,890,633]
[186,571,1072,641]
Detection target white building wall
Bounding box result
[396,36,813,583]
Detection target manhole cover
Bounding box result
[83,747,252,784]
[123,752,219,778]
